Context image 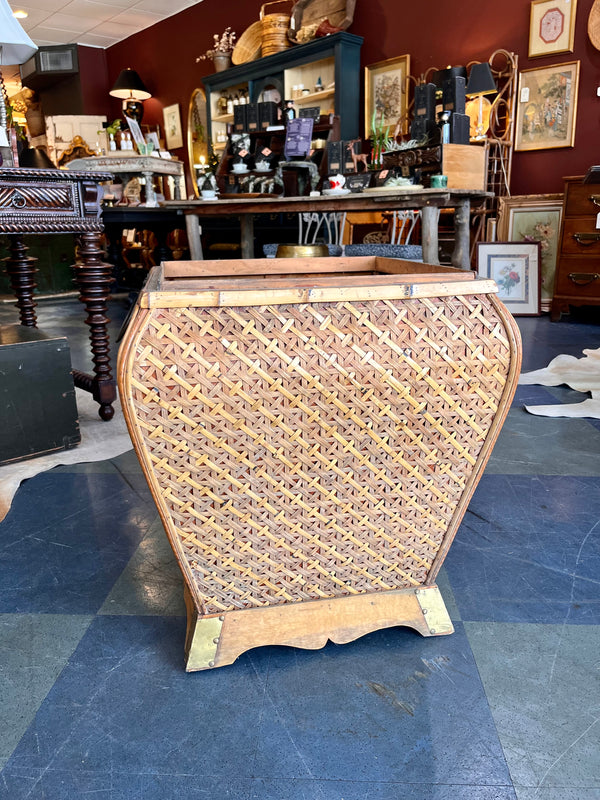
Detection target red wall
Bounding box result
[104,0,600,195]
[79,46,109,116]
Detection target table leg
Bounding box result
[71,231,117,421]
[185,215,203,260]
[4,234,38,326]
[240,214,255,259]
[421,206,440,265]
[143,171,157,207]
[452,199,471,270]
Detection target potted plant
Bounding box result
[196,28,237,73]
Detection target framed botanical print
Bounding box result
[477,242,542,316]
[497,194,564,311]
[163,103,184,150]
[364,55,411,139]
[529,0,577,58]
[515,61,579,151]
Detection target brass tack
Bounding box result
[208,661,215,667]
[213,637,220,644]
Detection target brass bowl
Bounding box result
[275,244,329,258]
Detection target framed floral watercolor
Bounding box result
[515,61,579,151]
[477,242,542,315]
[364,54,411,139]
[497,194,564,311]
[529,0,577,58]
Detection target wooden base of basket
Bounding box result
[183,584,453,671]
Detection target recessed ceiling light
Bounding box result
[13,9,28,18]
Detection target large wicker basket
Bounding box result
[118,257,521,671]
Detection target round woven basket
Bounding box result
[261,0,292,56]
[232,20,262,65]
[589,1,600,50]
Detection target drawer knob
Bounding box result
[568,272,600,285]
[589,195,600,207]
[572,232,600,246]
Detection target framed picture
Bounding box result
[515,60,579,151]
[125,116,146,153]
[364,54,411,139]
[529,0,577,58]
[163,103,183,150]
[497,194,564,311]
[477,242,542,316]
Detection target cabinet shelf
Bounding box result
[203,32,362,144]
[293,87,335,106]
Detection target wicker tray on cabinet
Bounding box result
[118,257,521,671]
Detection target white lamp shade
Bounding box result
[0,0,38,65]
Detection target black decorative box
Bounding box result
[245,103,259,132]
[326,140,343,173]
[258,102,280,130]
[233,104,248,133]
[0,325,80,466]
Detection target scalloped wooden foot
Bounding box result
[183,585,453,672]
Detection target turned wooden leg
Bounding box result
[72,231,117,421]
[452,199,471,270]
[3,234,38,326]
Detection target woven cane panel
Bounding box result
[129,294,511,614]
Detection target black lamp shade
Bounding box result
[466,62,496,96]
[109,68,151,101]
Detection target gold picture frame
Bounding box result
[497,194,564,310]
[529,0,577,58]
[364,54,410,139]
[163,103,184,150]
[515,60,579,151]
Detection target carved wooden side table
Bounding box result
[67,154,185,207]
[0,167,117,421]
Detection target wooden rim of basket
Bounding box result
[288,0,356,43]
[232,20,262,64]
[260,0,293,19]
[589,0,600,50]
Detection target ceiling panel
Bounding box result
[7,0,203,48]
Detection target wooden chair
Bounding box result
[57,136,96,167]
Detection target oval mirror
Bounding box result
[187,88,209,197]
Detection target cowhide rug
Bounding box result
[0,389,133,523]
[519,347,600,419]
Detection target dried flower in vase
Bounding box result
[196,27,237,61]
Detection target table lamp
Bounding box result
[465,62,496,141]
[109,68,151,123]
[0,0,37,160]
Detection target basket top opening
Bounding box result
[160,256,475,286]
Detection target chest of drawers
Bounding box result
[551,175,600,320]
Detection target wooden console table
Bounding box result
[0,167,117,421]
[164,187,492,270]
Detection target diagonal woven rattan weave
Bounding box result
[119,258,521,670]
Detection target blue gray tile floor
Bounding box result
[1,297,599,799]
